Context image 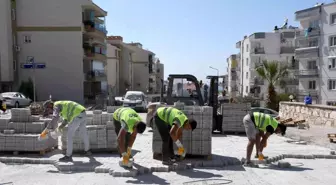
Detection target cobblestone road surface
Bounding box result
[1,113,336,185]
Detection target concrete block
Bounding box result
[278,161,291,168]
[25,122,46,134]
[11,108,31,122]
[110,166,139,177]
[95,165,110,173]
[4,130,15,134]
[0,118,10,132]
[93,110,102,114]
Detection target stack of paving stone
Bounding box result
[152,104,213,156]
[60,106,121,152]
[0,108,58,152]
[221,103,251,133]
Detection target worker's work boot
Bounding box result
[59,155,73,162]
[83,150,92,156]
[162,157,176,165]
[243,161,259,168]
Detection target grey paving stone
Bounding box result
[278,161,291,168]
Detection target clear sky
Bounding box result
[94,0,329,82]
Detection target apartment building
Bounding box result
[226,54,240,98]
[236,28,299,99]
[294,2,336,104]
[152,59,164,93]
[126,42,155,93]
[106,44,120,96]
[0,0,108,104]
[107,36,134,96]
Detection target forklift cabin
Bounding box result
[206,75,224,133]
[165,74,204,106]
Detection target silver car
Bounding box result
[2,92,32,108]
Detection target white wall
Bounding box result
[106,44,119,95]
[0,0,14,82]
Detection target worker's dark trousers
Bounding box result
[154,114,174,160]
[113,118,131,157]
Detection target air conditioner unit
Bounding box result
[15,46,20,52]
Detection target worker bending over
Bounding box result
[154,107,197,165]
[113,107,146,167]
[43,100,91,162]
[243,112,286,166]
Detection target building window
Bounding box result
[330,36,336,47]
[327,101,336,106]
[309,20,319,28]
[11,9,15,20]
[330,58,336,69]
[246,58,249,66]
[308,80,316,89]
[246,72,248,79]
[246,44,249,52]
[307,60,317,69]
[308,39,318,47]
[328,79,336,90]
[331,14,336,24]
[13,60,16,71]
[23,35,31,43]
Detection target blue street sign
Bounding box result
[20,63,46,69]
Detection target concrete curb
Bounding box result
[1,153,336,177]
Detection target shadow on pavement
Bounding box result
[182,178,233,185]
[259,163,313,172]
[125,174,169,185]
[176,169,222,178]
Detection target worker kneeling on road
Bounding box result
[154,107,197,165]
[243,112,286,167]
[43,100,91,162]
[113,107,146,167]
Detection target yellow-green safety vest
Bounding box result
[253,112,278,132]
[54,101,85,123]
[113,107,141,133]
[157,107,188,126]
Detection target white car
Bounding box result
[122,91,148,112]
[1,92,32,108]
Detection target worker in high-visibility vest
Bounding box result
[43,100,91,162]
[154,107,197,165]
[242,112,286,167]
[113,107,146,167]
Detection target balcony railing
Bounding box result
[295,46,319,58]
[252,47,265,54]
[284,79,299,85]
[85,70,106,81]
[280,47,295,54]
[298,90,318,97]
[294,69,319,77]
[83,20,107,34]
[295,28,320,38]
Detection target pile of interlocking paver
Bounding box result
[152,103,213,156]
[221,103,251,133]
[60,106,121,152]
[0,108,58,152]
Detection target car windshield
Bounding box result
[125,94,142,100]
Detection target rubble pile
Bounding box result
[60,106,121,152]
[0,108,57,152]
[152,103,213,156]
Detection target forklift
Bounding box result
[152,74,223,133]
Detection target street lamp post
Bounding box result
[209,66,219,76]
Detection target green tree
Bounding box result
[255,60,288,110]
[18,78,35,100]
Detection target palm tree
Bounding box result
[255,60,288,110]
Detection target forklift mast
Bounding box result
[206,75,223,133]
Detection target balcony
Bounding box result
[85,69,107,81]
[295,46,319,58]
[83,45,107,62]
[250,32,266,39]
[295,28,320,38]
[251,47,265,55]
[295,6,321,21]
[295,69,319,77]
[280,46,295,54]
[298,89,318,97]
[250,78,264,86]
[83,20,107,38]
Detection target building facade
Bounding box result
[0,0,108,104]
[106,44,120,96]
[236,28,298,99]
[294,2,336,104]
[226,54,240,98]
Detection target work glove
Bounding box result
[122,152,129,165]
[258,152,264,161]
[38,129,49,141]
[127,147,132,157]
[175,140,186,157]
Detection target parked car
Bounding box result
[1,92,32,108]
[122,91,148,112]
[251,107,279,118]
